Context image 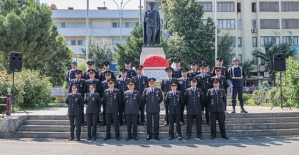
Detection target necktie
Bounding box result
[193,88,195,92]
[173,91,176,96]
[90,93,93,97]
[138,76,140,79]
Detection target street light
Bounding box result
[113,0,131,43]
[86,0,89,70]
[214,0,218,67]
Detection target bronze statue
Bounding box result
[143,2,160,47]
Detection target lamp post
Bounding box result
[86,0,89,70]
[113,0,131,43]
[214,0,218,67]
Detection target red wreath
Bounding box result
[143,56,169,67]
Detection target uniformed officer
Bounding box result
[161,67,178,126]
[65,61,77,87]
[123,80,142,140]
[178,68,190,124]
[211,67,230,112]
[142,78,163,140]
[211,57,229,80]
[164,81,184,140]
[65,84,84,141]
[173,58,182,78]
[85,84,101,140]
[196,62,212,125]
[188,61,200,78]
[132,65,149,125]
[97,64,105,83]
[184,78,205,140]
[206,79,229,140]
[103,79,121,141]
[228,57,248,113]
[100,71,117,126]
[125,60,137,78]
[117,69,131,125]
[83,61,100,80]
[103,61,116,80]
[69,70,85,125]
[84,69,101,94]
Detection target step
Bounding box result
[13,128,299,139]
[19,122,299,132]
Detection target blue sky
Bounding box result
[39,0,144,10]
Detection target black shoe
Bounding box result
[68,138,74,141]
[134,137,139,140]
[180,121,183,125]
[231,106,236,113]
[146,136,152,140]
[87,138,91,140]
[222,136,229,140]
[186,136,190,140]
[97,122,102,126]
[169,137,173,140]
[126,136,131,140]
[116,136,120,141]
[211,136,216,140]
[101,123,106,126]
[241,110,248,113]
[207,123,210,125]
[104,136,110,140]
[163,122,169,126]
[154,136,160,140]
[198,136,203,140]
[141,122,145,126]
[81,123,85,126]
[92,137,96,140]
[178,136,182,140]
[76,138,80,141]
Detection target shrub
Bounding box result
[266,87,279,103]
[252,90,265,106]
[243,94,249,105]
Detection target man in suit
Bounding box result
[132,65,149,125]
[164,81,184,140]
[103,61,116,80]
[142,78,163,140]
[184,78,205,140]
[123,80,142,140]
[125,60,137,78]
[117,69,131,125]
[65,61,77,87]
[173,58,182,78]
[178,68,190,124]
[103,79,121,141]
[211,57,229,80]
[210,67,230,112]
[84,84,101,140]
[83,61,100,80]
[228,57,248,113]
[188,61,200,78]
[68,70,85,126]
[65,84,84,141]
[206,79,229,140]
[161,67,178,126]
[196,62,212,125]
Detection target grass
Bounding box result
[12,102,61,112]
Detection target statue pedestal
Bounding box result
[140,47,165,65]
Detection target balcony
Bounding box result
[57,28,134,37]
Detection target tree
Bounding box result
[81,37,113,66]
[239,60,255,78]
[217,33,235,67]
[0,0,61,68]
[252,42,296,75]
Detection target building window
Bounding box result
[218,19,235,29]
[238,37,242,47]
[77,23,84,28]
[112,22,125,28]
[252,20,257,29]
[237,3,241,12]
[237,54,242,62]
[259,2,279,12]
[282,19,299,29]
[217,2,234,12]
[260,36,279,46]
[61,22,66,28]
[202,19,208,25]
[77,40,85,45]
[252,3,256,12]
[231,37,236,47]
[199,2,212,12]
[282,36,299,46]
[237,19,242,30]
[260,19,280,29]
[66,22,76,28]
[281,2,299,11]
[112,22,118,28]
[71,40,76,45]
[252,37,257,47]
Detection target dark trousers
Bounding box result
[86,113,98,139]
[210,112,227,138]
[232,87,244,106]
[180,103,186,123]
[224,89,228,110]
[164,104,169,123]
[126,114,138,138]
[201,101,210,124]
[119,104,125,125]
[102,103,106,124]
[81,107,84,125]
[106,113,119,137]
[68,115,82,139]
[137,103,145,124]
[169,114,181,137]
[146,112,160,137]
[186,114,202,138]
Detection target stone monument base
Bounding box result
[140,47,165,65]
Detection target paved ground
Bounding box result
[0,136,298,155]
[11,106,298,117]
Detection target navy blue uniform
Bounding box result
[68,78,86,123]
[228,66,246,107]
[196,73,212,124]
[187,70,200,78]
[161,77,178,124]
[65,69,77,86]
[178,77,190,123]
[211,67,229,80]
[100,80,117,125]
[173,68,182,78]
[83,70,100,80]
[117,77,131,125]
[85,93,101,139]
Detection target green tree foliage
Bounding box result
[252,42,296,74]
[217,33,235,67]
[81,37,113,66]
[0,0,61,68]
[239,60,255,78]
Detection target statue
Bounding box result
[143,2,160,47]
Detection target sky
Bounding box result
[39,0,144,10]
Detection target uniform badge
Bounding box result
[92,97,94,101]
[75,98,78,101]
[179,81,183,84]
[198,92,200,97]
[80,84,82,87]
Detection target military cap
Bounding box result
[149,2,155,5]
[190,77,197,83]
[181,67,188,72]
[216,57,224,61]
[126,80,134,85]
[165,67,174,72]
[173,58,181,63]
[120,69,128,73]
[190,61,197,65]
[104,70,112,76]
[232,57,239,62]
[135,65,143,70]
[170,81,178,86]
[202,62,209,67]
[88,69,96,74]
[71,61,77,65]
[98,64,104,68]
[213,79,220,83]
[125,60,131,64]
[148,78,156,82]
[108,79,115,84]
[89,84,96,88]
[75,70,82,74]
[103,62,110,66]
[72,84,78,88]
[214,67,222,71]
[86,61,94,66]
